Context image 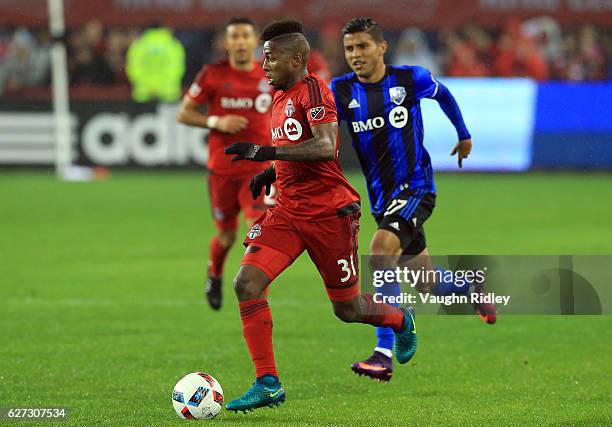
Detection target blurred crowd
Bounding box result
[1,18,610,98]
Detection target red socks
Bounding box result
[359,293,405,331]
[208,236,230,277]
[238,295,400,378]
[239,299,278,378]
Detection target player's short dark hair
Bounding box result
[226,16,254,27]
[260,19,304,42]
[342,17,384,42]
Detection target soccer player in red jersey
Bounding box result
[176,17,274,310]
[223,20,417,413]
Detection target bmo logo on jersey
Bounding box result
[351,106,409,133]
[221,97,253,109]
[220,93,272,113]
[284,118,303,141]
[272,118,303,141]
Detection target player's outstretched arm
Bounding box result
[176,97,248,133]
[224,122,338,162]
[432,83,472,168]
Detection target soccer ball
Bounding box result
[172,372,224,420]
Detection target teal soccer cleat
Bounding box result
[226,375,285,413]
[394,306,417,364]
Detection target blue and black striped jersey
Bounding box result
[331,65,438,216]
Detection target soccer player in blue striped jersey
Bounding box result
[330,18,496,382]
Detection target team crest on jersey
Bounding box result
[389,86,407,105]
[309,106,325,121]
[258,78,270,93]
[248,224,262,239]
[284,99,296,117]
[255,93,272,113]
[188,83,202,97]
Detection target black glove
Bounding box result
[224,142,276,162]
[250,166,276,199]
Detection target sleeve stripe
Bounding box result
[310,78,322,104]
[313,77,323,104]
[306,78,317,106]
[431,81,439,98]
[305,76,323,106]
[305,78,315,106]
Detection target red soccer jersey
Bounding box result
[186,60,273,175]
[270,73,360,220]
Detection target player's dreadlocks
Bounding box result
[342,17,385,42]
[261,19,310,64]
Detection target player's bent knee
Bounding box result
[369,230,402,258]
[331,301,360,323]
[218,230,237,248]
[233,265,270,302]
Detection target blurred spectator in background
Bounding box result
[68,20,115,85]
[319,22,345,76]
[105,28,137,86]
[494,19,549,80]
[565,25,606,81]
[602,28,612,80]
[393,28,440,75]
[126,25,185,102]
[1,16,610,99]
[0,27,50,95]
[442,29,490,77]
[522,16,564,78]
[209,29,227,63]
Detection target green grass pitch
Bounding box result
[1,171,611,425]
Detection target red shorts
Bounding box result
[241,206,361,301]
[207,171,274,231]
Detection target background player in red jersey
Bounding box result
[222,20,418,413]
[176,17,274,310]
[307,48,331,83]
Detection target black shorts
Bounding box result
[374,189,436,256]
